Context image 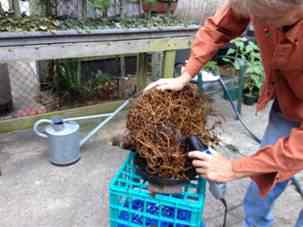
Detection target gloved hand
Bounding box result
[144,72,192,92]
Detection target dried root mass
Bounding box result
[127,84,219,180]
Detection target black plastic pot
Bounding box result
[134,152,196,186]
[243,93,258,105]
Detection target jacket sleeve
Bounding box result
[232,125,303,197]
[184,1,250,77]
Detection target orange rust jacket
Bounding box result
[184,3,303,196]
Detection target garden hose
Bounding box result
[217,77,262,144]
[221,198,228,227]
[216,77,303,200]
[193,73,303,227]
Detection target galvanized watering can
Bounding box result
[34,117,81,166]
[33,100,129,166]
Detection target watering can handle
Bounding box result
[33,119,52,138]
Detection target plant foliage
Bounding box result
[223,37,264,96]
[52,60,112,102]
[89,0,111,10]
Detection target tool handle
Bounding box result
[186,136,215,156]
[186,136,225,199]
[186,136,207,150]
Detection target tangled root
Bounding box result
[127,84,220,180]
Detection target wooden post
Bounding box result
[8,0,13,11]
[151,53,162,81]
[136,53,148,90]
[82,0,87,17]
[119,1,126,79]
[162,50,176,78]
[12,0,20,16]
[0,2,4,15]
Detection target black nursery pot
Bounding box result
[133,153,196,186]
[243,93,258,105]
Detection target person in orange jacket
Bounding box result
[145,0,303,226]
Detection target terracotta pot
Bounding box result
[143,2,177,14]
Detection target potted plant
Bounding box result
[242,60,264,105]
[222,37,252,72]
[143,0,177,15]
[221,38,247,100]
[203,60,220,75]
[89,0,111,17]
[222,37,264,104]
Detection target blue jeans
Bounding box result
[243,106,302,227]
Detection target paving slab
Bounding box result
[0,95,302,227]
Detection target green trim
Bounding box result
[136,53,148,90]
[162,50,176,78]
[0,100,124,133]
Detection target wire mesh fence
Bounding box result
[0,0,192,126]
[0,61,45,119]
[0,57,141,121]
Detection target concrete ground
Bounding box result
[0,94,302,227]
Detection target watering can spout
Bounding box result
[34,99,130,147]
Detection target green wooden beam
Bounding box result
[0,100,124,133]
[80,54,137,62]
[136,53,148,90]
[162,50,176,78]
[149,38,191,51]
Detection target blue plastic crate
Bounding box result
[109,152,206,227]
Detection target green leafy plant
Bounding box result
[89,0,111,16]
[52,60,113,103]
[53,60,82,98]
[223,37,261,71]
[82,70,112,97]
[223,37,264,98]
[203,61,220,75]
[244,60,264,96]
